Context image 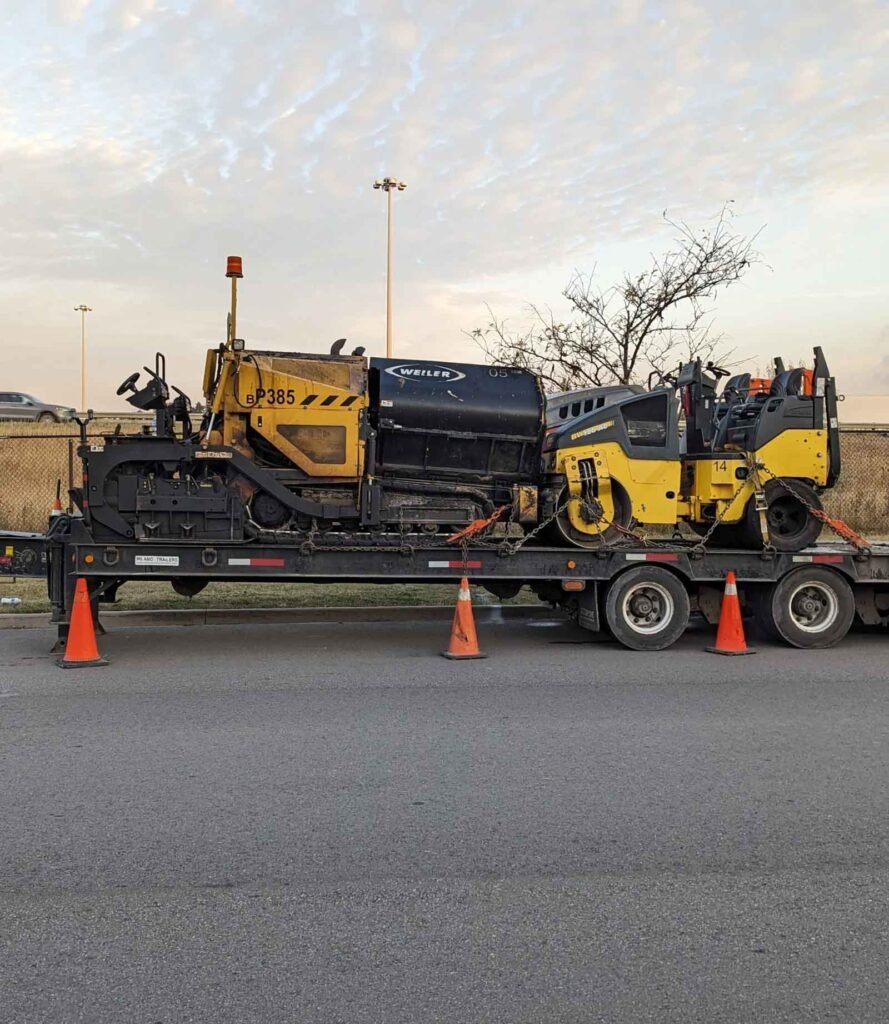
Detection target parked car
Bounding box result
[0,392,76,423]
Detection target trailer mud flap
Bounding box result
[576,584,600,632]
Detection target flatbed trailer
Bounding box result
[3,516,887,652]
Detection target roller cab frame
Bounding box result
[542,347,840,552]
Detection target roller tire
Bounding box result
[603,565,690,651]
[550,482,633,548]
[756,567,854,648]
[742,479,823,552]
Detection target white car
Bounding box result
[0,391,76,423]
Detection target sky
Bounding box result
[0,0,886,418]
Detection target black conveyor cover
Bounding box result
[369,357,543,480]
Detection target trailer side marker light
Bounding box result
[227,557,286,567]
[428,560,483,569]
[793,554,845,564]
[84,554,95,564]
[561,579,586,591]
[566,560,577,570]
[625,552,679,562]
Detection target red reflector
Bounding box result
[561,579,586,591]
[646,553,679,562]
[813,554,845,564]
[251,558,284,567]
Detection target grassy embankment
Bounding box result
[0,578,526,614]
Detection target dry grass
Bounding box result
[1,423,886,535]
[0,578,538,615]
[0,416,147,437]
[823,432,889,533]
[0,418,147,531]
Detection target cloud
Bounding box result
[0,0,886,406]
[52,0,92,24]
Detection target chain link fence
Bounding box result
[1,425,887,536]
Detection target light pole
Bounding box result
[73,304,92,413]
[373,176,407,358]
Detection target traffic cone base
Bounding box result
[706,570,755,656]
[57,578,109,669]
[58,655,109,669]
[441,577,486,660]
[705,645,755,657]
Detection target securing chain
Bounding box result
[496,490,659,556]
[689,474,751,556]
[495,496,572,556]
[754,462,871,555]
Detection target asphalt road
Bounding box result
[2,617,888,1023]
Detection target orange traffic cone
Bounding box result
[706,571,755,656]
[57,578,109,669]
[441,577,486,660]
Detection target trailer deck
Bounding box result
[3,516,887,651]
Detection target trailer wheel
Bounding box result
[759,567,854,648]
[604,566,690,651]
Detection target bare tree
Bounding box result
[471,204,762,392]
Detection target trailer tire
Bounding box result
[604,566,690,651]
[749,587,780,640]
[759,567,854,648]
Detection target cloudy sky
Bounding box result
[1,0,886,415]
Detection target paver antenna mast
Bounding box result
[73,305,93,414]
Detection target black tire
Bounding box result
[742,479,823,552]
[748,586,780,640]
[37,412,58,424]
[603,565,690,651]
[550,481,632,548]
[171,578,209,598]
[758,567,854,648]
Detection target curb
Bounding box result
[0,604,561,631]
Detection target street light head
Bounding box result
[374,177,407,193]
